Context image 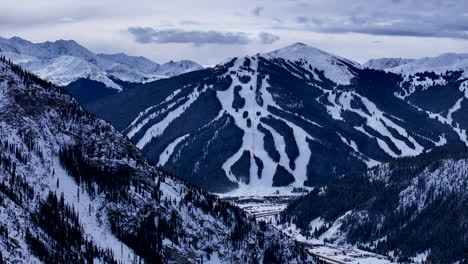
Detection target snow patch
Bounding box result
[158,134,189,166]
[50,158,135,263]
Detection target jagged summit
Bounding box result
[0,36,203,92]
[9,36,31,43]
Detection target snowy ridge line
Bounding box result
[0,37,202,90]
[388,53,468,76]
[263,43,361,85]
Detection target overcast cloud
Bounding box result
[1,0,467,65]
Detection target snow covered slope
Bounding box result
[87,43,468,194]
[265,43,361,85]
[363,58,414,70]
[281,145,468,263]
[0,36,202,90]
[0,58,310,263]
[389,53,468,75]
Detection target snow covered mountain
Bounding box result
[280,145,468,263]
[0,57,310,263]
[364,53,468,75]
[363,58,414,70]
[388,53,468,75]
[87,43,468,194]
[0,36,202,102]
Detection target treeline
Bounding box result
[59,145,134,199]
[0,55,56,91]
[26,192,118,263]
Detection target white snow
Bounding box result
[389,53,468,76]
[136,86,206,148]
[27,55,122,90]
[273,210,396,264]
[158,134,189,166]
[50,158,136,264]
[0,51,38,63]
[323,90,424,158]
[398,159,468,211]
[363,58,414,70]
[216,58,312,194]
[408,81,468,146]
[412,251,429,263]
[264,43,361,85]
[127,99,181,139]
[0,37,202,89]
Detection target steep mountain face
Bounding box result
[280,145,468,263]
[0,57,310,263]
[363,58,414,70]
[0,36,203,103]
[87,43,468,193]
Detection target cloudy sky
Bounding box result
[1,0,468,65]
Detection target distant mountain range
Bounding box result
[86,42,468,194]
[0,36,202,103]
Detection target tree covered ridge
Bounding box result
[281,144,468,263]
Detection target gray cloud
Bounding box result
[0,6,124,29]
[128,27,250,45]
[289,0,468,40]
[253,7,264,16]
[179,20,201,26]
[129,27,279,46]
[258,32,280,44]
[2,0,468,66]
[305,18,468,39]
[296,16,308,24]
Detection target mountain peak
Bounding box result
[47,39,84,49]
[288,42,309,47]
[262,42,360,85]
[9,36,30,44]
[268,42,328,57]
